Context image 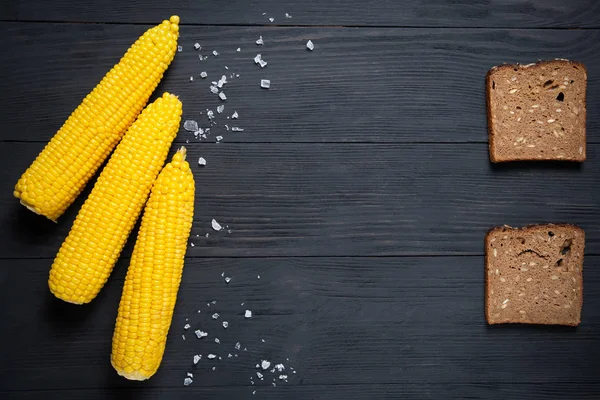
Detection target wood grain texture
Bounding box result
[2,142,600,258]
[2,23,600,144]
[1,257,599,397]
[7,0,600,28]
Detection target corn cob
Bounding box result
[14,16,180,222]
[48,93,182,304]
[111,147,195,381]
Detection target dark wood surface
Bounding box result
[1,1,600,399]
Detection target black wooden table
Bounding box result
[1,1,600,399]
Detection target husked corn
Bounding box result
[112,147,195,380]
[14,16,180,221]
[48,93,182,304]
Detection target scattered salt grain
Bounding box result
[261,79,271,89]
[245,310,252,318]
[213,50,219,56]
[195,330,208,338]
[231,127,244,132]
[306,40,314,51]
[217,105,225,114]
[219,92,227,101]
[275,363,285,371]
[198,157,207,166]
[193,355,201,364]
[261,338,265,343]
[223,321,229,328]
[215,338,220,344]
[228,353,233,358]
[207,110,215,119]
[218,75,227,88]
[200,71,207,78]
[212,367,216,371]
[187,372,194,378]
[279,375,288,380]
[194,43,201,50]
[257,372,264,379]
[212,300,217,304]
[189,76,194,82]
[259,59,267,68]
[212,313,220,319]
[182,334,186,340]
[253,390,256,395]
[190,242,195,247]
[208,354,217,359]
[256,36,264,45]
[269,17,274,22]
[237,48,241,52]
[210,86,219,94]
[178,45,182,52]
[261,360,271,370]
[184,377,192,386]
[184,323,190,330]
[225,277,231,283]
[286,13,292,18]
[225,66,229,70]
[235,342,241,350]
[216,136,224,142]
[184,120,199,132]
[254,54,262,64]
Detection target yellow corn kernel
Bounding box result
[48,93,182,305]
[111,147,195,380]
[14,16,180,222]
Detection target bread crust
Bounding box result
[486,60,587,163]
[485,224,584,326]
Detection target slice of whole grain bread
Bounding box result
[485,224,584,326]
[486,60,587,162]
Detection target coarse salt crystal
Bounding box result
[257,372,264,378]
[219,92,227,101]
[215,338,220,344]
[279,375,288,380]
[269,17,274,22]
[187,372,194,378]
[225,277,231,283]
[235,342,241,350]
[258,275,261,279]
[208,354,216,359]
[210,86,219,94]
[285,13,292,18]
[232,111,239,119]
[177,45,183,52]
[213,50,219,56]
[194,43,201,50]
[261,360,271,370]
[184,377,192,386]
[259,59,267,68]
[245,310,252,318]
[256,36,264,45]
[217,105,225,114]
[184,323,190,330]
[207,110,215,119]
[254,54,262,64]
[198,157,207,166]
[275,363,285,371]
[212,312,220,319]
[216,135,223,142]
[200,71,207,78]
[223,321,229,328]
[195,330,208,338]
[182,334,186,340]
[189,76,194,82]
[184,120,199,132]
[261,79,271,89]
[306,40,314,51]
[237,47,241,52]
[194,355,201,364]
[231,127,244,132]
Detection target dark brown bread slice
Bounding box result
[486,60,587,162]
[485,224,584,326]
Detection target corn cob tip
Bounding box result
[168,15,180,32]
[176,146,187,161]
[19,199,57,223]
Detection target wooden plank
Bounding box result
[2,23,600,144]
[4,383,600,400]
[2,142,600,259]
[8,0,600,28]
[1,257,599,393]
